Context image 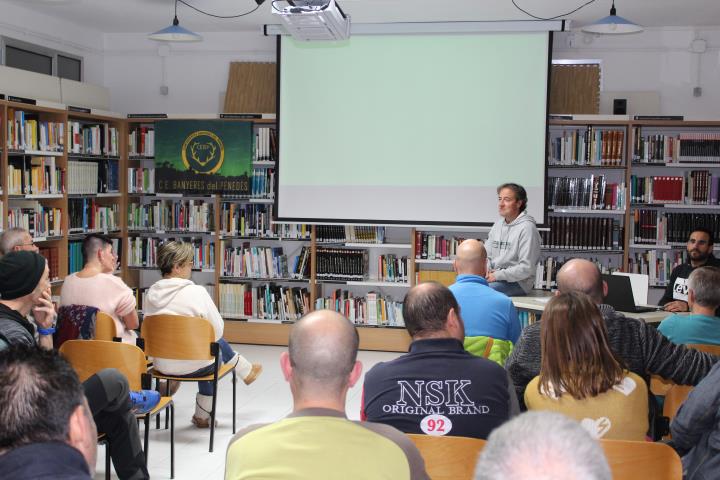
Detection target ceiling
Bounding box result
[6,0,720,34]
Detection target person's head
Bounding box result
[0,251,49,314]
[157,241,194,279]
[539,292,624,400]
[687,228,714,264]
[453,239,487,277]
[0,345,97,474]
[281,310,362,406]
[687,266,720,311]
[556,259,605,304]
[497,183,528,220]
[82,234,117,273]
[474,411,611,480]
[0,227,38,255]
[402,282,464,340]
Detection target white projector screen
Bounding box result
[276,32,550,226]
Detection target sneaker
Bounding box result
[243,364,263,385]
[130,390,161,415]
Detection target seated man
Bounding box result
[361,282,518,439]
[0,345,98,479]
[0,251,153,479]
[60,234,139,344]
[225,310,428,480]
[449,239,520,364]
[0,226,39,255]
[474,411,611,480]
[659,266,720,346]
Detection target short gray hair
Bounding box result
[475,411,611,480]
[689,266,720,308]
[0,228,29,256]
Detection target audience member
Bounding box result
[60,234,138,344]
[225,310,428,480]
[449,239,520,364]
[659,266,720,346]
[144,240,262,428]
[362,282,518,439]
[524,292,648,440]
[660,228,720,313]
[0,226,39,255]
[0,345,97,480]
[474,411,611,480]
[506,258,716,426]
[0,251,151,479]
[486,183,541,296]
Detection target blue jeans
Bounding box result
[175,338,235,396]
[488,281,526,297]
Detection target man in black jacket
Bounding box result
[660,228,720,313]
[507,259,717,415]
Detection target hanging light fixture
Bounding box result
[149,0,203,42]
[581,1,643,34]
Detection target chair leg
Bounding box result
[232,369,237,434]
[155,379,161,430]
[105,441,111,480]
[170,403,175,479]
[164,380,170,430]
[144,415,150,466]
[209,378,219,452]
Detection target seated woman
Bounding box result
[144,241,262,428]
[525,291,648,441]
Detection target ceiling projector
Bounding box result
[272,0,350,41]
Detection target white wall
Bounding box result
[103,32,275,114]
[554,27,720,120]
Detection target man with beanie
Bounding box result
[0,251,152,480]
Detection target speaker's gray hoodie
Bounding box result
[487,211,541,294]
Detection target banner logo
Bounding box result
[181,130,224,174]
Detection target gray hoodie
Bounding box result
[486,211,541,294]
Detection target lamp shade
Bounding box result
[581,13,643,34]
[149,16,203,42]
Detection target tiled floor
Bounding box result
[93,344,401,480]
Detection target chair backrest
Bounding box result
[688,343,720,356]
[407,434,486,480]
[601,439,682,480]
[141,314,216,360]
[95,311,117,341]
[59,339,147,390]
[663,384,694,421]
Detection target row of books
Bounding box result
[6,110,64,152]
[547,176,626,210]
[628,250,688,287]
[69,238,121,274]
[128,200,215,232]
[8,201,62,238]
[378,255,409,283]
[127,237,215,270]
[533,256,620,291]
[547,128,625,166]
[316,226,387,244]
[632,211,719,245]
[255,127,277,162]
[315,290,404,327]
[316,247,367,281]
[221,244,300,279]
[67,122,120,156]
[68,159,120,194]
[219,283,309,321]
[541,216,623,250]
[128,126,154,157]
[128,167,155,194]
[219,202,309,239]
[8,157,64,195]
[39,246,60,281]
[632,130,720,163]
[414,233,466,260]
[69,199,119,233]
[518,310,540,329]
[131,287,148,312]
[631,173,719,204]
[250,168,275,198]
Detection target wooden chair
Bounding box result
[96,433,111,480]
[407,434,486,480]
[601,439,682,480]
[95,311,117,341]
[687,343,720,356]
[141,314,237,453]
[59,339,175,478]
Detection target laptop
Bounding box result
[601,274,661,313]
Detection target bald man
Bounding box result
[225,310,428,480]
[506,259,717,429]
[449,240,521,352]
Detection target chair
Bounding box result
[141,314,237,453]
[687,343,720,356]
[407,434,486,480]
[97,433,111,480]
[95,311,117,341]
[650,344,718,396]
[601,439,682,480]
[59,339,175,478]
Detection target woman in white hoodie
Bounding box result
[144,241,262,428]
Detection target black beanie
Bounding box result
[0,251,47,300]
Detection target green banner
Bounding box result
[155,120,253,194]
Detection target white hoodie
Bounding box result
[144,278,224,375]
[487,211,541,294]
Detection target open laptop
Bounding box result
[601,274,661,313]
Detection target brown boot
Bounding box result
[158,379,181,396]
[243,364,263,385]
[192,393,216,428]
